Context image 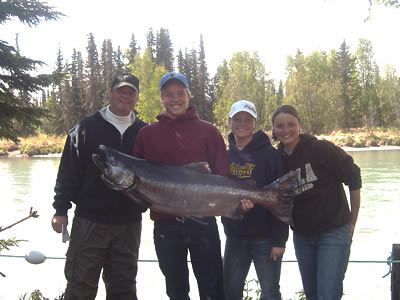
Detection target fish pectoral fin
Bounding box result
[222,204,244,220]
[183,162,211,174]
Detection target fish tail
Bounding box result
[261,170,298,225]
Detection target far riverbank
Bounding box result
[1,128,399,157]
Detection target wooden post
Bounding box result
[392,244,400,300]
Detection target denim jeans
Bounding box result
[223,238,282,300]
[293,223,352,300]
[153,218,224,300]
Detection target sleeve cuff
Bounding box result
[54,208,68,216]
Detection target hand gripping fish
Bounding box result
[92,145,298,225]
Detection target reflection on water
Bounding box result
[0,150,399,299]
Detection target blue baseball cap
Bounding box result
[160,72,189,90]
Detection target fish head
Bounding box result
[92,145,137,191]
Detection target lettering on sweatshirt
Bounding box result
[295,163,318,195]
[229,162,256,179]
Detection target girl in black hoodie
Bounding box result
[272,104,361,300]
[222,100,288,300]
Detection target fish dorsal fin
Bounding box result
[184,162,211,174]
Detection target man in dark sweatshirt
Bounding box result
[51,74,146,300]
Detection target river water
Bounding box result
[0,149,399,299]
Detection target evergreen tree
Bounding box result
[61,60,73,131]
[54,45,65,95]
[177,49,185,73]
[126,33,140,67]
[333,41,362,129]
[183,49,193,84]
[76,50,86,118]
[276,80,284,106]
[101,39,114,106]
[85,33,102,114]
[197,35,213,122]
[0,0,62,142]
[155,28,174,72]
[146,28,156,62]
[62,49,85,129]
[42,46,65,134]
[186,49,200,110]
[179,46,214,121]
[113,45,125,75]
[40,89,46,107]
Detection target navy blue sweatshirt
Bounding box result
[277,134,362,235]
[222,130,289,247]
[53,108,147,224]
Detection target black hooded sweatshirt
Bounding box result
[53,109,147,224]
[277,133,362,236]
[222,130,289,247]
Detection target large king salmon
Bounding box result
[92,145,297,225]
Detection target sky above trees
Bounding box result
[1,0,399,82]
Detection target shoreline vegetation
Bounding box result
[0,128,399,158]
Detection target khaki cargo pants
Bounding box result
[63,216,141,300]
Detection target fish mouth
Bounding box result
[91,150,118,185]
[92,153,117,189]
[92,153,104,169]
[101,173,121,190]
[92,147,136,190]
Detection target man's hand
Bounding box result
[271,247,285,261]
[51,215,68,233]
[240,199,254,213]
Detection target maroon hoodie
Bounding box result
[133,106,229,221]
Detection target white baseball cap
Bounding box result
[229,100,257,119]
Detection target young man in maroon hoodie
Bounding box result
[134,72,227,300]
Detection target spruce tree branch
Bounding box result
[0,207,39,233]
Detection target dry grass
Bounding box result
[0,134,65,156]
[317,128,400,147]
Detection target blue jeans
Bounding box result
[153,218,224,300]
[293,223,352,300]
[223,238,282,300]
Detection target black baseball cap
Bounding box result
[111,74,139,92]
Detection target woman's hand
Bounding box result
[271,247,285,261]
[240,199,254,212]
